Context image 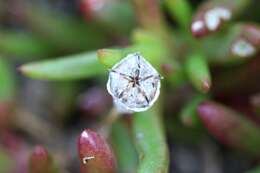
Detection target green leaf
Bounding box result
[97,49,125,69]
[180,94,207,128]
[133,103,169,173]
[165,0,192,29]
[0,57,15,101]
[20,51,106,81]
[0,30,54,59]
[185,53,211,93]
[24,4,107,51]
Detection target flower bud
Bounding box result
[80,0,106,21]
[78,129,116,173]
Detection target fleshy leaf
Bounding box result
[20,51,105,81]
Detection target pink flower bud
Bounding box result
[78,129,116,173]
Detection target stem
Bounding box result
[111,120,138,173]
[131,0,164,31]
[133,103,169,173]
[98,107,120,138]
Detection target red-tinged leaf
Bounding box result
[197,101,260,155]
[78,129,116,173]
[80,0,134,34]
[191,0,251,38]
[29,145,57,173]
[230,24,260,58]
[240,24,260,47]
[0,132,29,173]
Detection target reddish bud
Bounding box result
[78,129,116,173]
[197,101,260,154]
[28,145,56,173]
[80,0,106,21]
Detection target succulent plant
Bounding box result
[0,0,259,172]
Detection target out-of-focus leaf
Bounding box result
[246,166,260,173]
[201,23,260,64]
[180,94,207,128]
[198,101,260,155]
[80,0,135,34]
[0,31,55,59]
[185,53,211,93]
[20,51,105,81]
[0,57,15,101]
[24,3,108,52]
[165,0,192,29]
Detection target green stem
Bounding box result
[131,0,165,32]
[133,103,169,173]
[111,120,138,173]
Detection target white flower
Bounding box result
[107,52,161,113]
